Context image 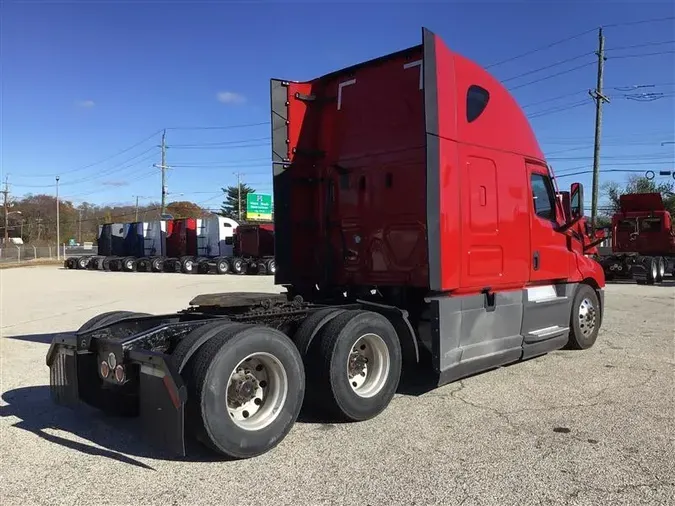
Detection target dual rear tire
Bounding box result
[178,308,402,459]
[298,309,402,422]
[180,322,305,459]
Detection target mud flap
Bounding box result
[47,343,80,407]
[137,359,187,457]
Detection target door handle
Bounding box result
[533,251,540,270]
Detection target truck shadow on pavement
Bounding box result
[0,372,440,467]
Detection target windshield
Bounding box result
[639,217,662,233]
[617,219,636,232]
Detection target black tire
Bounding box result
[184,324,305,459]
[198,261,211,274]
[182,257,195,274]
[293,307,347,358]
[266,258,276,275]
[122,257,136,272]
[169,321,245,373]
[231,257,245,275]
[102,257,112,271]
[151,257,164,272]
[77,257,88,269]
[644,256,657,285]
[310,310,402,422]
[215,258,230,275]
[656,257,666,283]
[257,263,267,275]
[565,284,601,350]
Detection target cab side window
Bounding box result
[530,173,557,222]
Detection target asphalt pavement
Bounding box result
[0,266,673,505]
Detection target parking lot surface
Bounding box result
[1,266,673,506]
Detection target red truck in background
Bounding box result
[597,192,674,284]
[227,222,276,275]
[47,28,605,461]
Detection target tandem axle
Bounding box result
[46,283,602,460]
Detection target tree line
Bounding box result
[4,176,670,245]
[2,182,266,245]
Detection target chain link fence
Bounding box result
[0,245,99,264]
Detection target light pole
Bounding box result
[56,176,60,260]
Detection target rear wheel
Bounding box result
[309,310,402,422]
[565,284,600,350]
[77,257,88,269]
[182,257,195,274]
[231,257,245,275]
[151,257,164,272]
[184,324,305,459]
[122,257,136,272]
[644,256,658,285]
[215,258,230,275]
[266,259,276,275]
[656,256,666,283]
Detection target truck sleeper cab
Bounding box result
[47,28,605,461]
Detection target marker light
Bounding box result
[100,361,110,378]
[114,365,125,383]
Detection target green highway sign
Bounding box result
[246,193,273,221]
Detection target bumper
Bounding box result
[46,332,188,456]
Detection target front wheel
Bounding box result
[565,284,601,350]
[184,324,305,459]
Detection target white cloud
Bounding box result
[76,99,95,108]
[216,91,246,105]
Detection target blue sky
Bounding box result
[1,0,673,211]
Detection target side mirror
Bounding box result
[570,182,584,219]
[559,191,571,221]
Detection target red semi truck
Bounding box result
[46,28,605,460]
[598,192,674,284]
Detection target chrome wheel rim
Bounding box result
[226,352,288,431]
[346,333,390,398]
[578,298,597,338]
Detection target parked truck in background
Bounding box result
[220,222,276,275]
[597,192,674,284]
[47,28,605,461]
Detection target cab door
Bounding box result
[527,163,571,282]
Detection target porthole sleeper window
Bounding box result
[466,85,490,123]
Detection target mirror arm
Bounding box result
[556,214,584,233]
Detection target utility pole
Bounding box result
[78,208,82,243]
[589,27,610,234]
[2,175,9,245]
[135,195,140,221]
[153,130,170,215]
[56,176,60,260]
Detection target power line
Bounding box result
[165,122,269,131]
[486,28,597,68]
[485,16,675,69]
[606,40,675,51]
[168,136,271,148]
[501,52,595,82]
[12,150,158,188]
[167,142,270,151]
[527,99,590,119]
[602,16,675,28]
[520,90,588,109]
[24,129,163,178]
[508,61,597,91]
[609,50,675,59]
